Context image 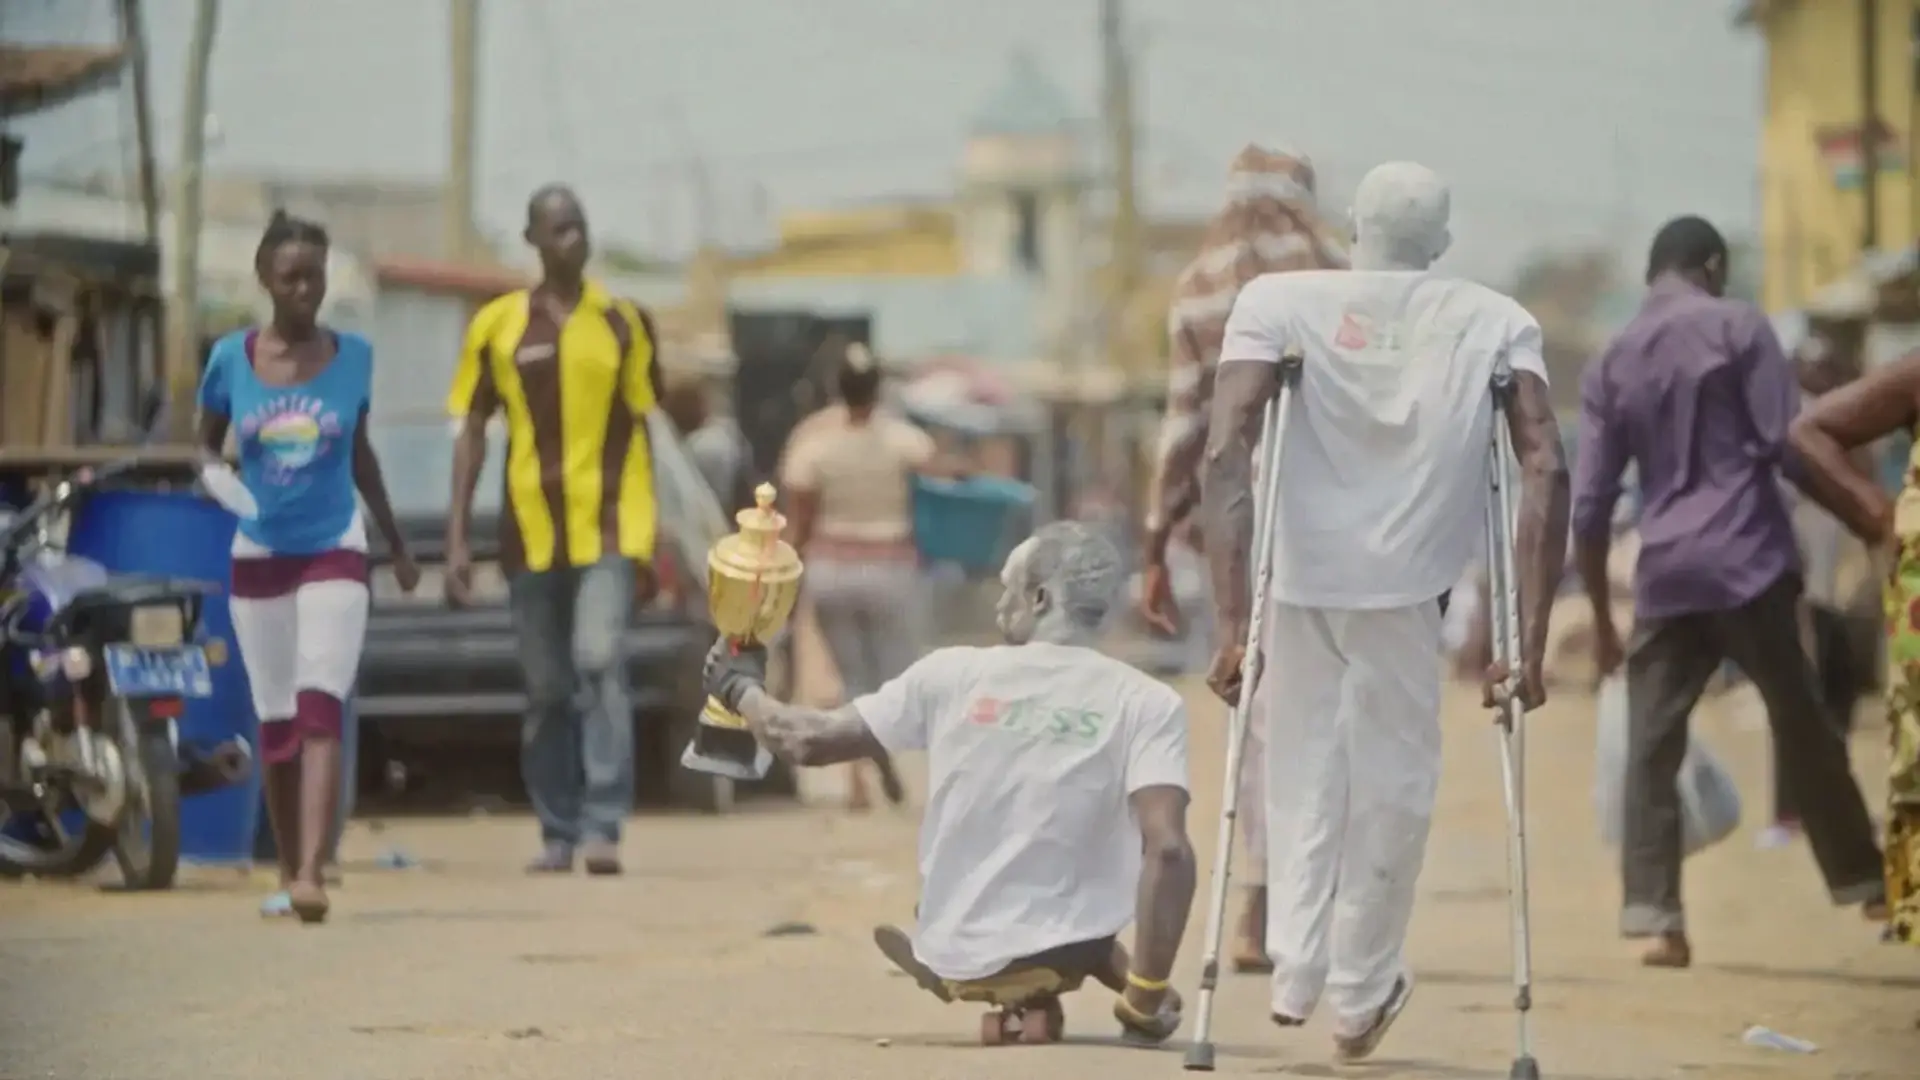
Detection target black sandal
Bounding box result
[872,924,952,1002]
[1114,988,1183,1046]
[1332,976,1413,1062]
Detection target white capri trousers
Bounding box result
[228,515,370,764]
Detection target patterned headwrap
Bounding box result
[1146,144,1348,537]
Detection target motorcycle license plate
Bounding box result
[103,645,213,699]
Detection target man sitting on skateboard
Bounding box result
[704,521,1196,1045]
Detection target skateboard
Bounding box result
[947,967,1082,1046]
[977,995,1065,1046]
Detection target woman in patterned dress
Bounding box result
[1791,358,1920,945]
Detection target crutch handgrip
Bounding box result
[1276,347,1305,385]
[1490,350,1516,404]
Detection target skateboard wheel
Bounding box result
[1018,1007,1053,1045]
[980,1011,1007,1046]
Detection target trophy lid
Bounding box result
[708,483,801,584]
[736,483,784,540]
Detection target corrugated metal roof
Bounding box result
[725,274,1041,364]
[0,45,124,116]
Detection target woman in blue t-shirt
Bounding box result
[197,211,419,924]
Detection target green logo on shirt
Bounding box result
[967,695,1105,746]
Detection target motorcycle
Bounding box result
[0,460,230,889]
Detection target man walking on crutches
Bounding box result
[1189,161,1571,1068]
[1139,142,1349,972]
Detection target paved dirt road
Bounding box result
[1,678,1913,1079]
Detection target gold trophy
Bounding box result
[680,483,803,781]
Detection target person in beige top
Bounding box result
[782,343,945,808]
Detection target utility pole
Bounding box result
[446,0,480,261]
[115,0,160,246]
[1100,0,1143,373]
[1859,0,1880,252]
[162,0,219,443]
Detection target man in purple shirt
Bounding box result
[1573,216,1884,969]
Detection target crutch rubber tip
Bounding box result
[1508,1055,1541,1080]
[1182,1042,1216,1071]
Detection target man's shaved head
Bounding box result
[526,183,582,228]
[1350,161,1451,271]
[523,183,590,281]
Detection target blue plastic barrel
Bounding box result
[66,488,259,866]
[912,475,1036,575]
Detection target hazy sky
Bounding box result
[7,0,1764,280]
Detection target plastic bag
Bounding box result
[1593,675,1743,857]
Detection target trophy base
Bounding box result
[679,697,773,782]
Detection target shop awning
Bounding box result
[0,44,127,118]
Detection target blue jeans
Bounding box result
[508,557,636,846]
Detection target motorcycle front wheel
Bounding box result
[110,701,181,891]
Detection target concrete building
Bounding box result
[720,52,1086,366]
[716,51,1203,373]
[1743,0,1920,311]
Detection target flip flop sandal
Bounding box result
[1332,976,1413,1063]
[872,924,952,1002]
[259,891,295,919]
[1113,988,1183,1046]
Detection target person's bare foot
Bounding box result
[1231,886,1273,973]
[1863,899,1890,922]
[847,765,873,812]
[1640,932,1691,968]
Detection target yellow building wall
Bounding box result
[727,205,964,278]
[1760,0,1918,312]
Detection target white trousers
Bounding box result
[229,516,370,762]
[1260,599,1443,1032]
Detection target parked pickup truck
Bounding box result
[352,414,790,813]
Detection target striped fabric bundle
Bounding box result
[1146,144,1349,539]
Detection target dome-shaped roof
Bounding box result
[970,50,1077,137]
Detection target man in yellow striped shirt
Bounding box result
[445,184,661,875]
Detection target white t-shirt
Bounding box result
[1220,269,1550,609]
[854,641,1189,981]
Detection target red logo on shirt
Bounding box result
[1335,313,1369,350]
[967,697,1003,726]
